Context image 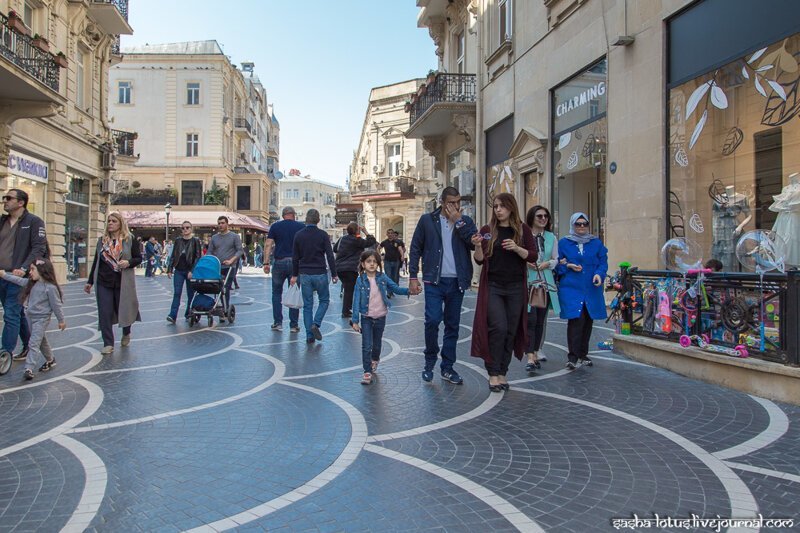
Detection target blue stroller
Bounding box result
[187,255,236,327]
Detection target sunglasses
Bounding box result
[2,196,18,201]
[574,221,589,227]
[181,226,192,230]
[535,214,549,219]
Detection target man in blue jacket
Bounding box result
[409,187,477,385]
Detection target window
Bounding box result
[118,81,131,104]
[181,181,203,206]
[237,186,251,210]
[187,82,200,105]
[387,143,401,176]
[456,31,465,74]
[499,0,512,43]
[284,188,299,200]
[75,49,86,110]
[186,133,199,157]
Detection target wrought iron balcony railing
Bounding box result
[112,189,178,206]
[111,129,137,157]
[234,117,252,133]
[1,12,59,92]
[352,177,415,195]
[410,73,476,124]
[91,0,129,21]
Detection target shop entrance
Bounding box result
[557,167,604,238]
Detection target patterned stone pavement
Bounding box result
[1,269,798,532]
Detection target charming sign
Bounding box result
[553,58,608,134]
[8,150,49,183]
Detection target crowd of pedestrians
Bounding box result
[2,184,609,387]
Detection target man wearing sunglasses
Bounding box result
[0,189,48,365]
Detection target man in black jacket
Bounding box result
[0,189,48,363]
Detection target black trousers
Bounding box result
[96,283,131,347]
[526,294,549,353]
[567,304,594,363]
[338,270,357,315]
[485,281,525,376]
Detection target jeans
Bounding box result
[300,273,330,340]
[360,316,386,373]
[19,307,30,350]
[384,261,400,285]
[337,270,357,315]
[222,264,237,312]
[567,304,594,363]
[486,281,525,376]
[169,269,195,320]
[0,279,23,354]
[271,258,299,327]
[96,283,131,347]
[423,277,464,373]
[527,294,549,353]
[145,256,155,277]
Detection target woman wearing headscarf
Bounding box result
[470,193,538,392]
[85,212,142,354]
[556,212,608,369]
[525,205,560,371]
[334,222,376,318]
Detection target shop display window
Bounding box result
[669,33,800,271]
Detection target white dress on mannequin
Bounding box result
[770,173,800,267]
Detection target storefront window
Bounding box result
[669,33,800,270]
[65,172,90,279]
[7,150,48,219]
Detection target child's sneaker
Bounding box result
[361,372,372,385]
[371,360,379,373]
[24,369,34,381]
[39,358,56,372]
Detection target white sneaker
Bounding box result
[538,352,548,362]
[101,345,113,355]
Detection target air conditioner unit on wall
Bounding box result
[100,178,117,194]
[101,151,116,170]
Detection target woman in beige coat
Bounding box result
[85,212,142,354]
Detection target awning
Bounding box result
[119,210,270,232]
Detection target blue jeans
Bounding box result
[299,273,330,340]
[169,269,195,320]
[384,261,400,286]
[272,258,299,327]
[361,316,386,373]
[221,264,237,312]
[423,277,464,373]
[0,279,23,354]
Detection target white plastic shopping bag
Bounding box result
[282,283,303,309]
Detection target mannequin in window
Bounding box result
[709,180,751,271]
[770,172,800,268]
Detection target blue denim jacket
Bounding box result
[351,272,410,324]
[408,208,477,291]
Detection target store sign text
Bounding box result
[8,151,49,183]
[556,82,606,118]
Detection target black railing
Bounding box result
[91,0,129,21]
[1,12,59,92]
[410,73,476,124]
[111,129,136,156]
[234,117,252,133]
[616,267,799,365]
[112,190,178,205]
[352,177,415,195]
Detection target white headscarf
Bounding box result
[565,212,597,244]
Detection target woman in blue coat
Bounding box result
[556,212,608,370]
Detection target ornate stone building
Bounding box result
[1,0,133,281]
[277,171,341,239]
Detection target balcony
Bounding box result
[406,73,476,139]
[88,0,133,36]
[1,12,63,103]
[351,177,415,202]
[234,117,252,138]
[111,128,137,158]
[112,188,178,206]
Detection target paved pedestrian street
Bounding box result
[1,270,798,532]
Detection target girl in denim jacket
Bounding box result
[351,251,411,385]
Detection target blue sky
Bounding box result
[123,0,436,187]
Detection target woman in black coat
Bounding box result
[335,222,376,318]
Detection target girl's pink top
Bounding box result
[366,275,388,318]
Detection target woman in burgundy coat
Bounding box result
[470,193,538,392]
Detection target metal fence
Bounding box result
[410,73,476,124]
[615,266,799,365]
[0,12,59,91]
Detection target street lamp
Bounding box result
[164,202,171,244]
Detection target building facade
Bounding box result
[413,0,800,270]
[278,171,341,239]
[351,80,439,243]
[1,0,133,281]
[108,41,278,241]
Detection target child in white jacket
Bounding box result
[1,258,66,381]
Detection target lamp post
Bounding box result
[164,202,171,244]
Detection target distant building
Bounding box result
[277,173,341,239]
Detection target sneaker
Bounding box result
[310,324,323,341]
[421,370,434,382]
[290,325,300,333]
[271,323,283,331]
[24,369,34,381]
[371,360,379,373]
[580,357,594,367]
[566,361,577,370]
[166,316,176,324]
[39,358,56,372]
[121,334,131,347]
[441,370,463,385]
[13,347,28,361]
[538,352,548,362]
[101,345,114,355]
[361,372,372,385]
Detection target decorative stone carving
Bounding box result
[452,113,476,153]
[422,138,444,173]
[428,21,445,59]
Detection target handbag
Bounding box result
[528,269,548,309]
[282,283,303,309]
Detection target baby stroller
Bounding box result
[187,255,236,327]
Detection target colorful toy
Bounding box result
[597,340,614,350]
[656,289,672,333]
[679,334,748,358]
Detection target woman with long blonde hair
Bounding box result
[470,193,538,392]
[85,212,142,354]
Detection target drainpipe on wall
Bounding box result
[474,0,485,227]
